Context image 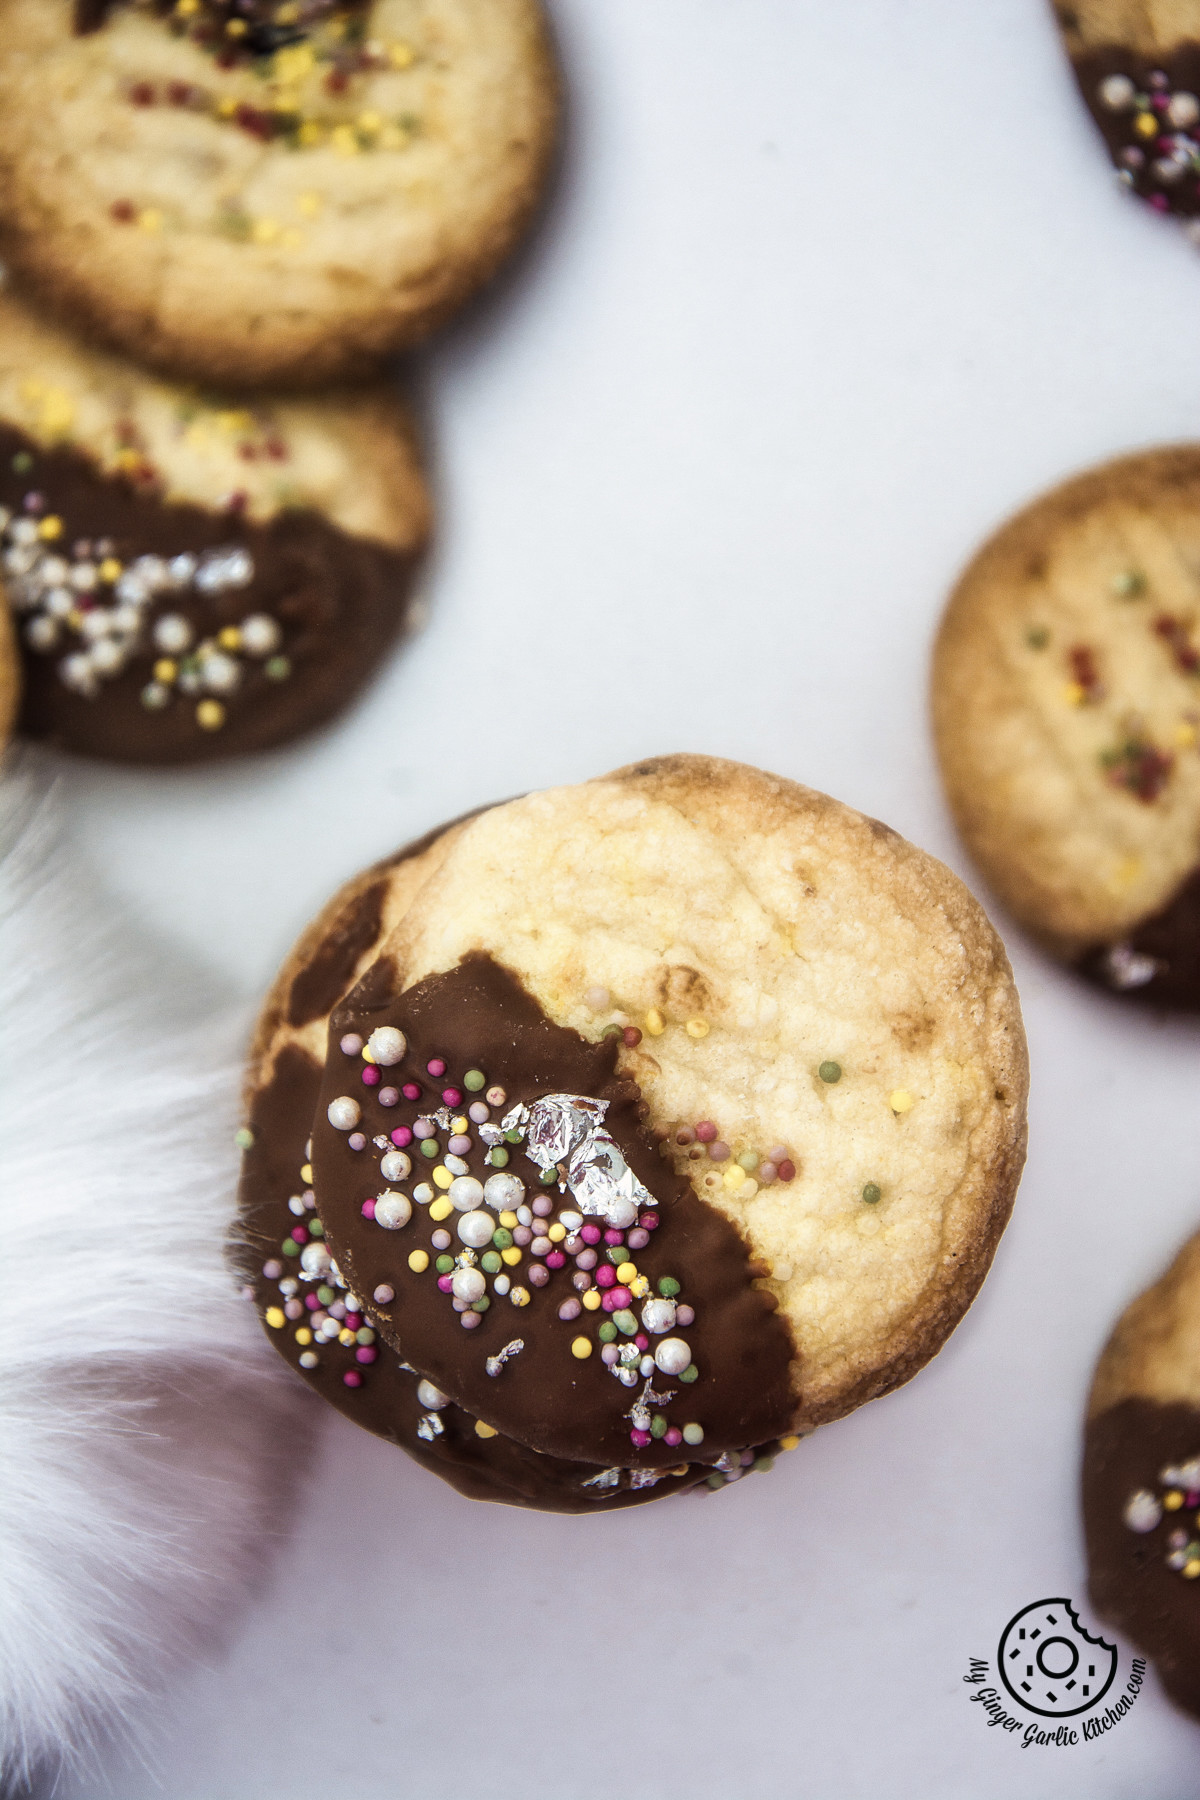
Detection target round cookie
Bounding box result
[0,0,559,389]
[1054,1,1200,229]
[0,287,431,763]
[933,447,1200,1007]
[0,588,17,749]
[250,755,1026,1510]
[1083,1227,1200,1719]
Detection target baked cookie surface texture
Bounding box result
[1055,1,1200,228]
[934,447,1200,1007]
[1084,1229,1200,1719]
[0,289,430,763]
[0,0,559,388]
[238,756,1028,1513]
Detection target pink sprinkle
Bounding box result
[610,1286,632,1309]
[361,1199,376,1220]
[604,1228,625,1246]
[545,1251,566,1269]
[378,1087,399,1108]
[461,1311,481,1329]
[581,1224,602,1246]
[427,1058,446,1077]
[284,1299,303,1320]
[290,1226,308,1244]
[708,1141,730,1162]
[627,1228,650,1250]
[601,1344,620,1366]
[402,1082,421,1101]
[305,1293,321,1311]
[676,1304,695,1327]
[630,1428,652,1448]
[1150,193,1170,211]
[391,1126,413,1148]
[777,1159,796,1183]
[442,1086,462,1107]
[343,1371,363,1388]
[767,1146,788,1165]
[345,1314,361,1330]
[596,1264,616,1290]
[695,1120,717,1143]
[602,1292,619,1313]
[356,1346,378,1365]
[362,1065,381,1087]
[437,1275,454,1293]
[640,1212,659,1230]
[262,1259,283,1279]
[634,1333,649,1351]
[664,1427,682,1447]
[758,1162,777,1186]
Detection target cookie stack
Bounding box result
[0,0,558,762]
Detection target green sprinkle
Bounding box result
[491,1227,513,1250]
[234,1126,254,1150]
[607,1246,626,1265]
[504,1128,522,1144]
[737,1150,759,1172]
[420,1139,438,1158]
[355,1327,374,1346]
[818,1060,842,1084]
[265,655,291,681]
[613,1308,638,1335]
[282,1240,300,1257]
[539,1166,557,1185]
[1112,569,1146,598]
[682,1422,705,1446]
[481,1251,502,1274]
[308,1218,324,1238]
[862,1182,882,1205]
[753,1455,775,1474]
[487,1147,509,1167]
[705,1471,726,1490]
[11,451,33,473]
[602,1023,622,1039]
[435,1254,454,1274]
[679,1363,699,1384]
[598,1320,618,1343]
[1025,626,1050,650]
[464,1069,486,1091]
[658,1276,680,1298]
[317,1285,335,1305]
[651,1414,668,1439]
[472,1296,491,1313]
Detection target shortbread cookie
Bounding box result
[0,0,558,388]
[0,289,430,763]
[933,447,1200,1007]
[240,756,1027,1512]
[0,593,16,748]
[1084,1227,1200,1719]
[1054,2,1200,226]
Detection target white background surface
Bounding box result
[51,1,1200,1794]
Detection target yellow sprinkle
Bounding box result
[1062,681,1086,708]
[1176,722,1198,748]
[331,124,360,156]
[273,42,315,83]
[500,1245,522,1266]
[67,610,83,630]
[571,1336,592,1360]
[429,1197,453,1222]
[297,190,323,218]
[629,1275,650,1299]
[1185,1560,1200,1580]
[1166,1490,1185,1511]
[723,1164,746,1191]
[37,516,63,540]
[357,111,382,132]
[453,1116,468,1133]
[298,120,323,147]
[226,15,247,33]
[582,1289,602,1310]
[389,40,415,67]
[510,1286,530,1308]
[547,1221,567,1243]
[361,1046,376,1063]
[216,97,237,118]
[338,1328,356,1347]
[889,1089,913,1115]
[474,1420,498,1439]
[177,0,200,13]
[498,1210,518,1229]
[252,217,281,244]
[99,558,122,583]
[114,448,140,473]
[153,659,177,683]
[1135,110,1158,137]
[38,391,74,438]
[779,1434,801,1451]
[685,1018,709,1039]
[264,1306,285,1329]
[138,208,163,233]
[616,1260,637,1284]
[196,700,225,731]
[407,1249,429,1273]
[432,1165,452,1190]
[645,1007,665,1036]
[294,1327,312,1346]
[300,1162,313,1184]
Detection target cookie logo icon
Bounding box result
[998,1599,1118,1718]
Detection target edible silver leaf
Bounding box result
[582,1466,621,1490]
[715,1451,741,1474]
[629,1468,666,1490]
[416,1412,444,1441]
[1101,941,1159,991]
[515,1093,657,1224]
[485,1338,524,1377]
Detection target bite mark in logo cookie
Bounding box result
[963,1596,1142,1747]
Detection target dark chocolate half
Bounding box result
[1067,39,1200,218]
[0,422,422,764]
[1083,1396,1200,1718]
[1077,867,1200,1012]
[312,953,797,1473]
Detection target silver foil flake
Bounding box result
[503,1093,657,1225]
[1100,941,1160,991]
[477,1123,504,1147]
[582,1467,621,1491]
[416,1412,444,1442]
[715,1451,741,1475]
[629,1468,667,1491]
[485,1338,524,1377]
[627,1377,678,1432]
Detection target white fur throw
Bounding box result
[0,766,307,1791]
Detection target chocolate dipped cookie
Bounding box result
[1054,0,1200,231]
[0,0,559,389]
[238,756,1028,1513]
[0,591,16,750]
[933,447,1200,1008]
[0,288,430,763]
[1084,1227,1200,1719]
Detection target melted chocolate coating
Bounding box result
[1084,1397,1200,1718]
[75,0,365,45]
[313,954,797,1471]
[0,424,420,764]
[1070,43,1200,216]
[1077,868,1200,1012]
[236,1041,712,1511]
[287,880,391,1030]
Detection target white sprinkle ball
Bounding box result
[200,649,240,694]
[607,1197,638,1230]
[457,1209,495,1249]
[288,1196,305,1216]
[1169,90,1200,127]
[373,1284,395,1305]
[413,1182,435,1205]
[431,1229,452,1251]
[153,613,193,653]
[417,1379,450,1411]
[298,1352,319,1370]
[374,1191,412,1230]
[493,1274,511,1296]
[449,1175,484,1212]
[484,1171,525,1211]
[485,1086,507,1107]
[559,1209,583,1232]
[641,1297,677,1335]
[468,1101,490,1124]
[1123,1489,1164,1533]
[327,1096,361,1130]
[1100,72,1135,110]
[239,612,282,655]
[367,1026,406,1066]
[340,1033,363,1055]
[654,1336,692,1376]
[639,1356,655,1377]
[682,1422,705,1446]
[380,1149,412,1182]
[452,1267,486,1304]
[299,1242,332,1279]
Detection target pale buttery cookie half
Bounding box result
[236,756,1028,1513]
[0,287,431,764]
[1084,1227,1200,1720]
[933,447,1200,1007]
[0,0,559,389]
[1053,0,1200,231]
